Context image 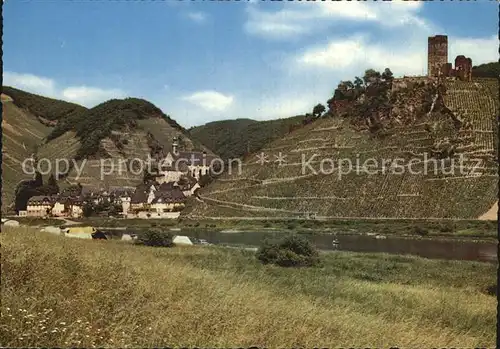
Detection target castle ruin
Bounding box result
[427,35,472,81]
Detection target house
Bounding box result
[70,199,84,218]
[176,175,200,197]
[127,181,186,219]
[108,186,136,205]
[51,199,66,217]
[26,196,55,217]
[156,138,220,181]
[50,196,84,218]
[157,164,184,184]
[177,150,217,180]
[150,187,186,215]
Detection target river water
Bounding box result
[116,228,498,263]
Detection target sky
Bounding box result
[4,0,498,128]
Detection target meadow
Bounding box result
[1,226,496,347]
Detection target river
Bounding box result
[110,228,498,263]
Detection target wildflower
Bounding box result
[60,322,66,325]
[6,308,10,311]
[51,329,57,333]
[76,319,82,323]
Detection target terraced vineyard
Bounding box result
[1,97,52,211]
[188,78,498,220]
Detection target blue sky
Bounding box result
[4,1,498,128]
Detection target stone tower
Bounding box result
[427,35,448,77]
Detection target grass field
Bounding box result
[2,226,496,347]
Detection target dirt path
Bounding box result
[479,202,498,220]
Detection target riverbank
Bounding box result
[2,226,496,347]
[63,216,497,240]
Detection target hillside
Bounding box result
[2,86,87,123]
[186,77,498,220]
[38,97,211,190]
[472,61,500,79]
[1,89,210,211]
[189,115,305,161]
[1,93,55,212]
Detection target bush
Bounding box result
[484,284,497,296]
[256,234,320,267]
[439,221,455,233]
[135,230,174,247]
[414,225,429,236]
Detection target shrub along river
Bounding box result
[108,228,498,263]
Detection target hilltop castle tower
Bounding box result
[427,35,448,77]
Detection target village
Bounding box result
[18,138,217,220]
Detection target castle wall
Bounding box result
[454,55,472,82]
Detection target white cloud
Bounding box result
[450,35,498,66]
[296,35,426,77]
[244,1,427,40]
[182,90,234,112]
[4,71,127,107]
[61,86,126,107]
[186,11,207,23]
[3,72,57,97]
[295,33,497,79]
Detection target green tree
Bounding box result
[382,68,394,82]
[34,171,43,187]
[82,202,94,217]
[199,174,213,187]
[354,76,363,89]
[312,103,326,118]
[135,230,174,247]
[363,69,381,86]
[47,174,60,194]
[256,234,320,267]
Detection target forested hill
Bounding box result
[189,115,306,161]
[472,61,499,78]
[2,86,87,124]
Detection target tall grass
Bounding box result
[1,226,496,347]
